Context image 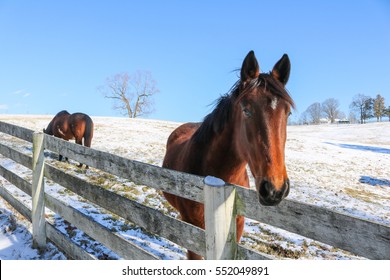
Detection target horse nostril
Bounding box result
[284,179,290,197]
[259,180,275,198]
[258,179,290,206]
[282,179,290,199]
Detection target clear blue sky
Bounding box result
[1,0,389,123]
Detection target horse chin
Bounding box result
[258,196,283,206]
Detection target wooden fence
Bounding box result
[0,120,389,260]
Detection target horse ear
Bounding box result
[272,54,290,86]
[241,50,260,82]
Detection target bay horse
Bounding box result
[162,51,294,259]
[44,110,94,168]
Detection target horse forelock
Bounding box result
[237,73,295,109]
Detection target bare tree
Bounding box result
[350,94,373,124]
[299,111,309,125]
[322,98,340,123]
[349,111,358,124]
[99,71,159,118]
[305,102,322,124]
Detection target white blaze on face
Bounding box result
[270,97,279,110]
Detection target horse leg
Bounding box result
[75,137,85,168]
[187,250,203,260]
[163,192,205,259]
[83,139,89,170]
[236,215,245,242]
[170,217,202,259]
[58,154,69,162]
[179,202,205,260]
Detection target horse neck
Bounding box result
[203,119,249,186]
[45,121,54,135]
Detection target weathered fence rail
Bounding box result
[0,120,389,260]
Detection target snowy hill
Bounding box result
[0,115,389,259]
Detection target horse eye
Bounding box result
[243,108,253,118]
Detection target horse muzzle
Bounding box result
[258,178,290,206]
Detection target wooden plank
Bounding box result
[0,182,32,222]
[44,192,159,260]
[43,135,205,203]
[0,142,33,169]
[0,181,96,260]
[32,132,46,249]
[204,176,237,259]
[236,244,274,260]
[45,223,97,260]
[43,163,206,256]
[0,164,32,196]
[0,121,34,142]
[235,185,390,259]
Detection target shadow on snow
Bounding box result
[324,142,390,155]
[359,176,390,187]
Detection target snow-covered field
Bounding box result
[0,114,389,260]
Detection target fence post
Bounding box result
[204,176,237,260]
[32,132,46,249]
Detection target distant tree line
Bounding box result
[298,94,389,125]
[350,94,388,124]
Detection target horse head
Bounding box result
[235,51,294,206]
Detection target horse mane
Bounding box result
[193,73,294,143]
[192,93,234,143]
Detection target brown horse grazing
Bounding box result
[162,51,295,259]
[44,110,94,168]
